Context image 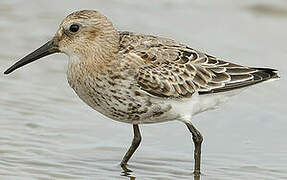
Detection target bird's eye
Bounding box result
[69,24,80,33]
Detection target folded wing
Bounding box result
[119,32,279,98]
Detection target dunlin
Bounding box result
[4,10,279,175]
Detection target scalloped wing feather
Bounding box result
[119,32,279,98]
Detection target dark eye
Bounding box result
[69,24,80,33]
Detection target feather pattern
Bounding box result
[119,31,279,98]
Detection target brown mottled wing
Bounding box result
[119,32,278,98]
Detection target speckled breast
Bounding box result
[66,61,177,124]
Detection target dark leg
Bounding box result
[186,122,203,176]
[121,124,142,172]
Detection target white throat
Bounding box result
[62,47,81,64]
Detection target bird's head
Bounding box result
[4,10,119,75]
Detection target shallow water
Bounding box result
[0,0,286,179]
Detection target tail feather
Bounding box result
[253,68,280,80]
[199,67,279,94]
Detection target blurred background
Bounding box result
[0,0,286,179]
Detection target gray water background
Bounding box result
[0,0,286,179]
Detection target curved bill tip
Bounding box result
[4,65,17,74]
[4,39,59,75]
[4,68,11,75]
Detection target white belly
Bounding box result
[167,89,244,123]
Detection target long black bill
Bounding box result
[4,39,60,74]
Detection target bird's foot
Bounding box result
[120,162,132,173]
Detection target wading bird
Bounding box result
[4,10,279,176]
